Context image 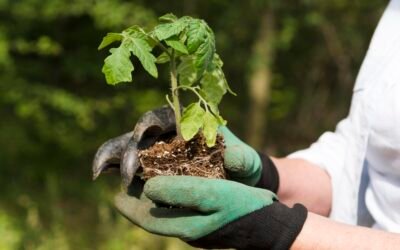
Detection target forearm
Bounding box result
[271,157,332,216]
[292,212,400,249]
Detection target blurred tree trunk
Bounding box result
[246,9,275,149]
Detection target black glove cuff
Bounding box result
[188,202,308,250]
[255,153,280,193]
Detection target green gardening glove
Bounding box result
[219,126,262,185]
[219,126,279,191]
[92,107,279,190]
[115,176,307,250]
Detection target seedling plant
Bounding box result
[99,13,235,147]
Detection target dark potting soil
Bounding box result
[138,134,226,180]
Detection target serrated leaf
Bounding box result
[177,56,198,86]
[165,38,188,54]
[156,52,170,64]
[216,67,236,96]
[98,33,123,50]
[124,25,146,34]
[154,18,188,41]
[223,76,236,96]
[186,20,207,53]
[213,53,223,68]
[195,39,215,75]
[206,53,223,72]
[186,20,215,75]
[180,103,205,141]
[125,33,158,78]
[102,44,133,85]
[203,111,219,147]
[208,53,237,96]
[159,13,178,23]
[200,69,226,106]
[124,26,157,49]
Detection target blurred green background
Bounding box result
[0,0,387,249]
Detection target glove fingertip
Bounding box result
[224,146,248,172]
[143,176,167,197]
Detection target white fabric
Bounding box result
[288,0,400,232]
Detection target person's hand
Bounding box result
[92,106,303,249]
[219,126,279,189]
[93,106,279,191]
[92,106,176,186]
[115,175,307,250]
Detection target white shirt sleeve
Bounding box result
[288,117,350,180]
[288,79,369,222]
[287,0,400,224]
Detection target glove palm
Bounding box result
[115,176,276,241]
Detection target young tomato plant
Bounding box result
[98,13,235,147]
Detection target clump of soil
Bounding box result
[138,134,226,180]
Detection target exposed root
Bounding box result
[139,134,226,180]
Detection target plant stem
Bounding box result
[146,35,172,57]
[175,86,210,112]
[170,51,182,138]
[157,42,171,57]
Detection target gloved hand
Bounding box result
[92,106,176,186]
[219,126,279,190]
[92,106,279,191]
[115,175,307,250]
[92,106,300,249]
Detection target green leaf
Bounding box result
[186,20,207,53]
[208,53,237,96]
[180,103,205,141]
[156,52,170,64]
[216,68,236,96]
[124,25,147,36]
[223,76,236,96]
[125,26,157,49]
[202,111,219,147]
[98,33,123,50]
[195,39,215,75]
[200,69,226,106]
[177,56,198,86]
[154,17,188,41]
[101,44,133,85]
[165,38,188,54]
[159,13,178,23]
[124,32,158,78]
[212,53,236,96]
[186,20,215,75]
[212,53,223,68]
